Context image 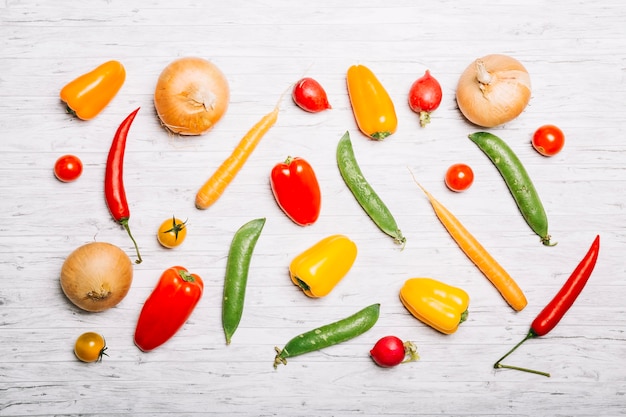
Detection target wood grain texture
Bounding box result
[1,0,626,416]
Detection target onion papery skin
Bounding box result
[456,54,531,128]
[154,57,230,136]
[60,242,134,312]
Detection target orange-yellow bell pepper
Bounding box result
[289,234,357,297]
[346,64,397,140]
[400,278,469,334]
[60,60,126,120]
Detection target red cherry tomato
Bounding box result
[532,124,565,156]
[54,154,83,182]
[292,77,331,113]
[370,335,419,368]
[445,163,474,192]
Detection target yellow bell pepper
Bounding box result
[399,278,469,334]
[346,64,398,140]
[289,235,357,298]
[60,60,126,120]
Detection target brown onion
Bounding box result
[154,57,230,135]
[60,242,133,312]
[456,54,531,127]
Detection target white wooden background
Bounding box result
[1,1,625,416]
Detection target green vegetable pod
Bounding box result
[222,217,266,344]
[274,303,380,368]
[469,131,553,246]
[336,131,405,247]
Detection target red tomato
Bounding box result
[54,154,83,182]
[532,124,565,156]
[445,163,474,192]
[270,156,321,226]
[292,78,331,113]
[370,336,419,368]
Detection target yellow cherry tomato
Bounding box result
[157,216,187,248]
[74,332,107,363]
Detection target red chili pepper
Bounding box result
[105,107,142,263]
[494,235,600,377]
[270,156,321,226]
[134,266,204,352]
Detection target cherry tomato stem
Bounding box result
[157,216,188,248]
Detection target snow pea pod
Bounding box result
[336,131,405,247]
[273,303,380,368]
[469,132,554,246]
[222,217,266,344]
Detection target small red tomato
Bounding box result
[408,70,443,127]
[54,154,83,182]
[270,156,321,226]
[292,77,331,113]
[445,163,474,192]
[532,124,565,156]
[370,336,419,368]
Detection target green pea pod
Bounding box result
[222,217,266,344]
[336,131,406,247]
[469,132,554,246]
[273,303,380,368]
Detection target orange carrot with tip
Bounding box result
[195,95,283,210]
[409,170,527,311]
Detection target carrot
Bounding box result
[195,97,282,210]
[409,170,527,311]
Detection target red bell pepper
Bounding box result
[270,156,321,226]
[134,266,203,352]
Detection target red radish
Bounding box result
[408,70,442,127]
[370,336,419,367]
[292,77,331,112]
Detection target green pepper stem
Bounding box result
[494,362,550,377]
[273,346,287,369]
[121,219,142,264]
[178,269,195,282]
[493,330,550,377]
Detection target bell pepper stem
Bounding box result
[493,330,550,377]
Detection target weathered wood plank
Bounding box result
[1,1,626,416]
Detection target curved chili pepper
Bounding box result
[494,234,600,377]
[60,60,126,120]
[105,107,142,264]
